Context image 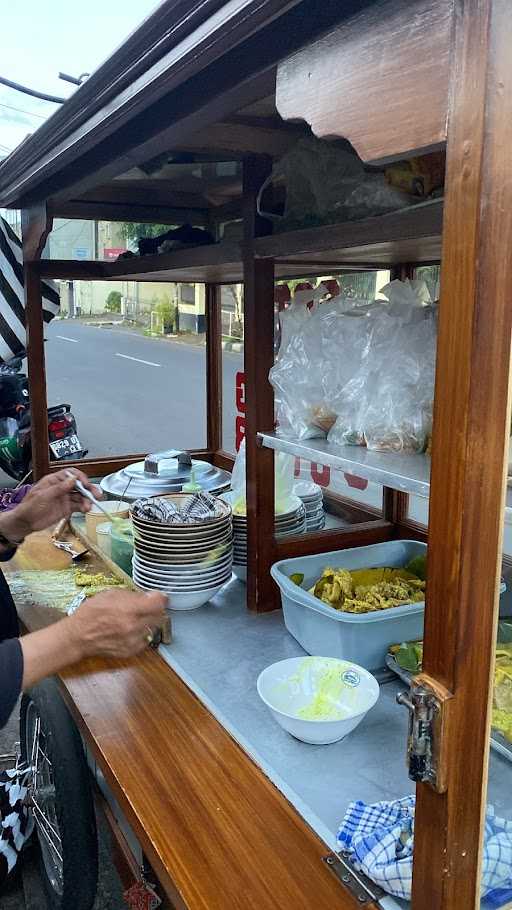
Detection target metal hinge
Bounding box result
[323,852,387,904]
[397,684,443,790]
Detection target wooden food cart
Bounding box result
[0,0,511,908]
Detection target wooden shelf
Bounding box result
[37,200,443,283]
[258,431,431,497]
[255,198,443,266]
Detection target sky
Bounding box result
[0,0,159,158]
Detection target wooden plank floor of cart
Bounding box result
[5,531,369,910]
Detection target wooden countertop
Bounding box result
[5,531,370,910]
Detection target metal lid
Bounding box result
[100,451,231,502]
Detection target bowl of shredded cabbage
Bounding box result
[257,656,379,744]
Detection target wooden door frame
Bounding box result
[412,2,512,907]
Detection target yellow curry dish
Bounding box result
[309,566,426,614]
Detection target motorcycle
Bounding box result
[0,353,87,480]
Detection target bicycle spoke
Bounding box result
[31,800,63,865]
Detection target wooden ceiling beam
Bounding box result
[170,120,299,158]
[49,200,211,226]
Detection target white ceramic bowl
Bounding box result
[132,519,232,539]
[134,578,230,610]
[132,529,232,548]
[131,493,231,527]
[133,551,232,573]
[133,563,232,586]
[257,657,379,745]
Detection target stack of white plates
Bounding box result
[220,492,306,583]
[131,494,233,610]
[293,480,325,531]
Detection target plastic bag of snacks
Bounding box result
[270,289,374,440]
[328,281,437,453]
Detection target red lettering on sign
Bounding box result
[311,463,331,486]
[235,371,246,413]
[344,473,368,491]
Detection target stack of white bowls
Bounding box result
[131,494,233,610]
[293,481,325,531]
[220,492,306,582]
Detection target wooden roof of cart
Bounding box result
[0,0,453,222]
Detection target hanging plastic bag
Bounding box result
[230,438,296,514]
[270,286,331,439]
[363,307,437,453]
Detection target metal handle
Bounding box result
[144,450,192,475]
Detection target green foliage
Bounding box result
[105,290,122,313]
[120,223,171,242]
[154,293,176,333]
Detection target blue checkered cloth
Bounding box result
[337,797,512,903]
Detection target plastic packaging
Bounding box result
[270,290,375,440]
[271,540,427,670]
[231,438,296,513]
[257,136,411,232]
[327,280,437,453]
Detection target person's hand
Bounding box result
[68,589,167,660]
[0,469,102,541]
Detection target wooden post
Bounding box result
[412,2,512,908]
[22,206,53,481]
[205,283,222,453]
[243,155,278,612]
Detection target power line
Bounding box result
[0,101,46,120]
[0,76,65,104]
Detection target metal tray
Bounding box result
[386,654,512,764]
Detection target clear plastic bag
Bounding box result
[270,287,332,439]
[257,136,412,231]
[363,307,437,453]
[271,290,381,440]
[328,288,437,453]
[257,136,363,231]
[230,438,296,513]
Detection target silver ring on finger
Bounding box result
[144,625,154,646]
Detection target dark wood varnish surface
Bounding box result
[276,0,452,163]
[413,1,512,908]
[7,532,367,910]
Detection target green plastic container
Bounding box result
[110,519,133,576]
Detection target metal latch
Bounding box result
[397,684,442,789]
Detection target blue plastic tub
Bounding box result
[271,540,427,670]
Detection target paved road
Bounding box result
[45,321,243,459]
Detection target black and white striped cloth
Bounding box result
[0,764,34,883]
[0,217,60,363]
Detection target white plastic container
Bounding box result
[85,501,129,542]
[271,540,427,671]
[96,522,112,559]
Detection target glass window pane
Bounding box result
[46,280,206,457]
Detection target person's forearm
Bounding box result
[20,618,84,690]
[0,509,30,552]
